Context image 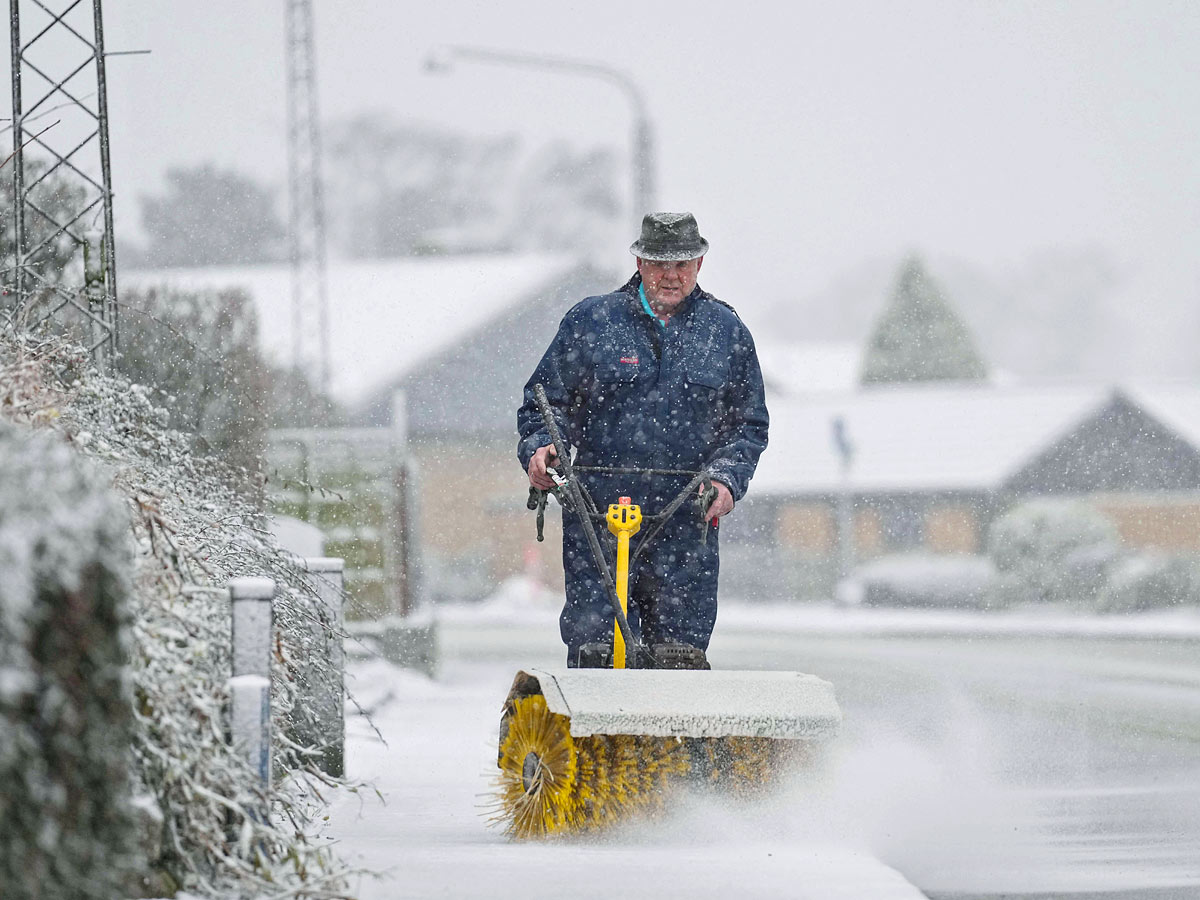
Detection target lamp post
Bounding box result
[831,416,856,580]
[424,45,655,227]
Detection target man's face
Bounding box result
[637,256,704,311]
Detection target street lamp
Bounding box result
[424,45,655,227]
[831,415,856,580]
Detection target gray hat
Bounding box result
[629,212,709,261]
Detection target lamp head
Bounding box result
[423,47,454,74]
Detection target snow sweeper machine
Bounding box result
[490,385,842,839]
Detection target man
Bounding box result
[517,212,768,668]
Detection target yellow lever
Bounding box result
[605,496,642,669]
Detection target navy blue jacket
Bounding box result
[518,273,768,510]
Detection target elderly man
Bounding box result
[517,212,768,668]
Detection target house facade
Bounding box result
[729,383,1200,600]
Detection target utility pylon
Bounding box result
[285,0,330,395]
[5,0,121,369]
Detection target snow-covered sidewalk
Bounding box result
[326,656,927,900]
[435,576,1200,641]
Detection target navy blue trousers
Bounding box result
[560,510,719,665]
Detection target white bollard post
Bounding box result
[228,674,271,789]
[229,577,275,790]
[298,557,345,777]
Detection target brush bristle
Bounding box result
[489,693,793,840]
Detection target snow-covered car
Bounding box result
[836,552,996,609]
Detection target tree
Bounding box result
[118,285,270,489]
[860,256,989,385]
[136,164,284,267]
[324,114,620,257]
[1,157,89,296]
[268,365,345,429]
[325,116,517,257]
[507,141,621,254]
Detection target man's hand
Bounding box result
[528,444,559,491]
[702,480,734,519]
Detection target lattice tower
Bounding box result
[5,0,121,368]
[284,0,330,394]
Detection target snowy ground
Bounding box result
[327,653,926,900]
[326,589,1200,899]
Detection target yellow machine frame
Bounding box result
[605,496,642,669]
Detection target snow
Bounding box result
[434,574,562,625]
[227,575,276,599]
[269,513,326,558]
[836,552,995,608]
[327,656,925,900]
[124,254,574,403]
[753,382,1104,495]
[526,667,841,739]
[0,422,129,638]
[1127,383,1200,449]
[298,555,346,573]
[754,380,1200,497]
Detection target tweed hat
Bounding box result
[629,212,709,261]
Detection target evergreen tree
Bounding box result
[860,256,989,385]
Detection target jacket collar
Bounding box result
[618,271,704,317]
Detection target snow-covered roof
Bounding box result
[1126,384,1200,449]
[124,254,574,403]
[753,382,1109,496]
[755,340,862,398]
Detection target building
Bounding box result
[729,382,1200,600]
[127,257,1200,609]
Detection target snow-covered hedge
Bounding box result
[0,422,137,900]
[0,333,356,897]
[987,498,1119,607]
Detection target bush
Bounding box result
[118,285,269,491]
[0,424,136,900]
[1,332,357,897]
[986,499,1118,606]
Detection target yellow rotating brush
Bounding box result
[491,693,691,839]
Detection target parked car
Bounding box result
[836,553,996,609]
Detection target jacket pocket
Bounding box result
[684,368,724,391]
[683,367,727,428]
[592,364,641,409]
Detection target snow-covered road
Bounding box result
[327,607,1200,899]
[326,649,925,898]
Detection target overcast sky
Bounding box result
[6,1,1200,360]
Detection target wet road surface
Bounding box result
[707,627,1200,899]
